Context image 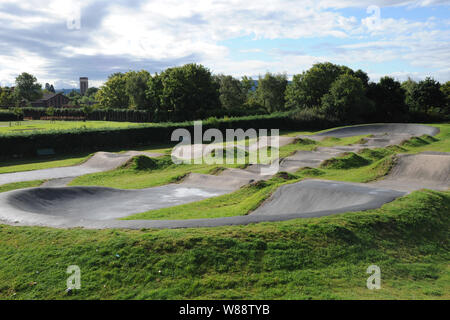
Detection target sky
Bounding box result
[0,0,449,89]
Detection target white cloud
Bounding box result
[0,49,50,85]
[0,0,448,86]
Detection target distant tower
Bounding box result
[80,77,88,95]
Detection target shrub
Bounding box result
[0,110,22,121]
[0,113,339,159]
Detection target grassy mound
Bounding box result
[359,148,394,160]
[295,138,317,145]
[321,137,341,143]
[386,145,408,153]
[297,167,325,176]
[0,189,448,300]
[401,135,438,148]
[125,156,173,171]
[321,152,371,169]
[368,155,397,180]
[274,171,298,180]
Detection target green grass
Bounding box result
[0,180,44,193]
[0,154,92,174]
[124,176,295,220]
[69,157,217,189]
[299,154,397,183]
[0,120,150,135]
[0,189,448,299]
[0,144,175,174]
[321,152,371,169]
[401,124,450,153]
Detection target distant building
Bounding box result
[30,93,70,108]
[80,77,88,95]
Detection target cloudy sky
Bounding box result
[0,0,449,88]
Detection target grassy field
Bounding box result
[0,120,150,135]
[0,153,92,174]
[0,123,448,300]
[0,189,448,299]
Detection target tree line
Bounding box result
[94,62,449,122]
[1,63,449,123]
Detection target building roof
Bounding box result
[36,92,65,102]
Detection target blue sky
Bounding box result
[0,0,448,88]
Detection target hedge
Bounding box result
[19,107,268,123]
[21,107,152,123]
[0,113,338,159]
[0,111,22,122]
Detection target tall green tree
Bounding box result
[85,87,99,97]
[12,107,23,123]
[14,72,42,101]
[45,83,55,93]
[354,69,370,88]
[146,64,220,121]
[440,81,450,114]
[285,62,354,109]
[367,76,407,121]
[321,74,372,122]
[240,76,261,109]
[241,76,255,95]
[146,73,164,120]
[213,74,246,110]
[96,73,129,109]
[0,88,18,107]
[401,77,418,111]
[125,70,151,110]
[411,77,445,113]
[255,72,288,113]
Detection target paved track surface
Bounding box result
[4,185,226,221]
[251,180,405,216]
[0,123,446,229]
[370,152,450,191]
[0,180,405,229]
[315,123,438,138]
